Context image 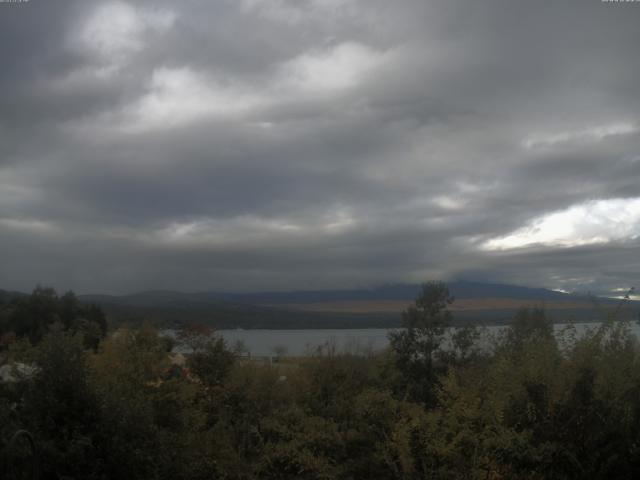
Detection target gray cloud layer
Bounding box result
[1,0,640,295]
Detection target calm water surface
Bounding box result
[203,322,640,357]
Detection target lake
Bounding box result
[203,321,640,357]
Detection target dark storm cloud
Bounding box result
[1,0,640,295]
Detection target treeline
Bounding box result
[0,287,107,349]
[2,283,640,478]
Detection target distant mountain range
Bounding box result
[0,289,26,303]
[3,281,636,329]
[78,281,636,328]
[78,280,584,305]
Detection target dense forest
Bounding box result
[2,283,640,479]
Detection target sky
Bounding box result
[1,0,640,296]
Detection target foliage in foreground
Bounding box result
[1,285,640,479]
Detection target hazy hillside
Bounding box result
[74,281,637,329]
[3,282,632,330]
[81,280,593,306]
[0,289,26,304]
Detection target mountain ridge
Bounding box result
[5,282,634,329]
[77,280,608,307]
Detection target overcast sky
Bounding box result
[1,0,640,295]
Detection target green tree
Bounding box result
[19,324,100,479]
[3,287,107,349]
[188,336,236,387]
[7,287,59,344]
[506,306,553,349]
[388,281,453,405]
[179,324,236,387]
